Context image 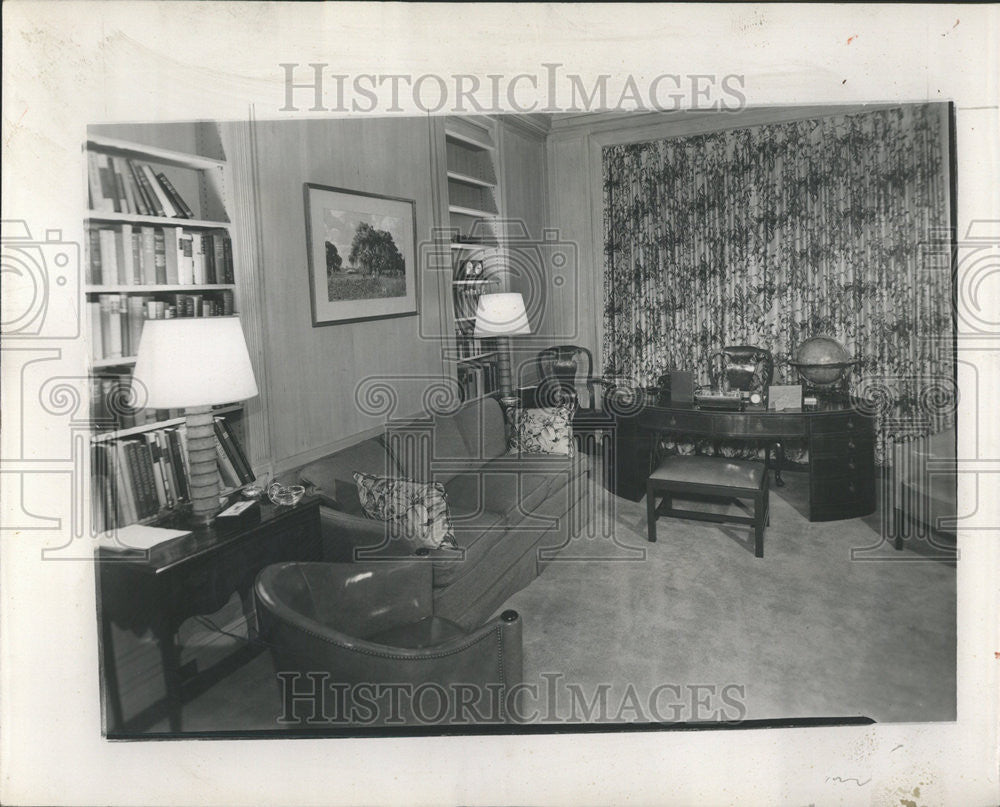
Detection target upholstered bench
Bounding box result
[646,455,769,557]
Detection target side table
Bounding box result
[96,496,322,734]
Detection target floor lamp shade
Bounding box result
[132,318,259,524]
[473,293,530,400]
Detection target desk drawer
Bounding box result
[642,410,712,433]
[721,413,805,438]
[809,412,873,435]
[810,432,873,456]
[811,452,874,479]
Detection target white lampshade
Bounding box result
[473,293,531,337]
[133,317,259,409]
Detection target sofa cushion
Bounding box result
[385,413,470,485]
[299,438,399,517]
[441,451,589,520]
[354,473,458,551]
[451,396,508,460]
[510,406,575,456]
[425,502,511,588]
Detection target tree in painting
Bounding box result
[348,222,405,277]
[326,241,343,276]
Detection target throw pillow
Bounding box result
[352,472,457,550]
[510,406,575,456]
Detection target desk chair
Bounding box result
[647,455,769,557]
[536,345,613,456]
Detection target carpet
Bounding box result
[501,467,956,725]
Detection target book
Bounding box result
[155,171,195,218]
[213,418,254,484]
[87,228,102,284]
[111,156,136,214]
[87,152,113,212]
[97,154,120,212]
[153,228,168,284]
[97,229,118,286]
[140,163,177,217]
[88,301,103,360]
[214,439,241,489]
[163,226,182,285]
[139,226,157,284]
[119,224,134,286]
[126,158,154,216]
[164,428,190,501]
[112,440,139,526]
[178,233,194,284]
[99,524,192,554]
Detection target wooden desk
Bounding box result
[96,497,322,734]
[614,401,875,522]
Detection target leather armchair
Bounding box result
[709,345,774,395]
[254,560,523,727]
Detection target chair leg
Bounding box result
[754,489,765,558]
[646,487,657,543]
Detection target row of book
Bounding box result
[458,360,499,402]
[89,291,235,361]
[91,418,255,531]
[453,286,490,320]
[86,224,234,286]
[90,373,180,430]
[87,150,196,219]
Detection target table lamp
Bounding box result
[473,292,530,406]
[132,317,259,525]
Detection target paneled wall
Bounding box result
[240,116,448,473]
[497,117,550,386]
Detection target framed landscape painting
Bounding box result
[304,183,418,326]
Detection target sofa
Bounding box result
[295,397,590,629]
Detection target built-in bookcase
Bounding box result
[84,132,249,531]
[442,116,507,402]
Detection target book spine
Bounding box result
[164,226,181,285]
[178,233,194,285]
[124,441,153,518]
[109,157,130,214]
[87,227,102,286]
[191,233,206,285]
[142,434,168,509]
[152,431,177,510]
[153,228,167,285]
[87,151,112,212]
[119,224,134,286]
[94,443,117,530]
[140,163,177,217]
[139,226,157,284]
[113,227,127,285]
[97,229,118,287]
[214,439,241,489]
[213,419,253,484]
[221,235,234,284]
[88,301,103,360]
[97,155,120,213]
[164,428,190,501]
[130,231,143,284]
[126,159,153,216]
[112,440,139,525]
[155,171,195,219]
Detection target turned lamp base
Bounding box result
[185,405,222,525]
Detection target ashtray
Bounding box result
[242,484,265,500]
[267,483,305,507]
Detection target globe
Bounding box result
[790,336,854,387]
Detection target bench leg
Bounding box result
[646,488,657,542]
[754,489,766,558]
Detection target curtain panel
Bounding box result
[602,104,954,461]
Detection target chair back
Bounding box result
[709,346,774,394]
[537,345,594,409]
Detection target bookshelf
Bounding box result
[84,131,251,531]
[443,116,507,402]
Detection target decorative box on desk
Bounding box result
[95,495,322,735]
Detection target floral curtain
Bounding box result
[602,105,954,461]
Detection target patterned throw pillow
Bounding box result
[510,406,575,456]
[353,472,457,550]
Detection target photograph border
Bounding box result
[303,182,418,327]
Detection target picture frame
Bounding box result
[303,183,418,326]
